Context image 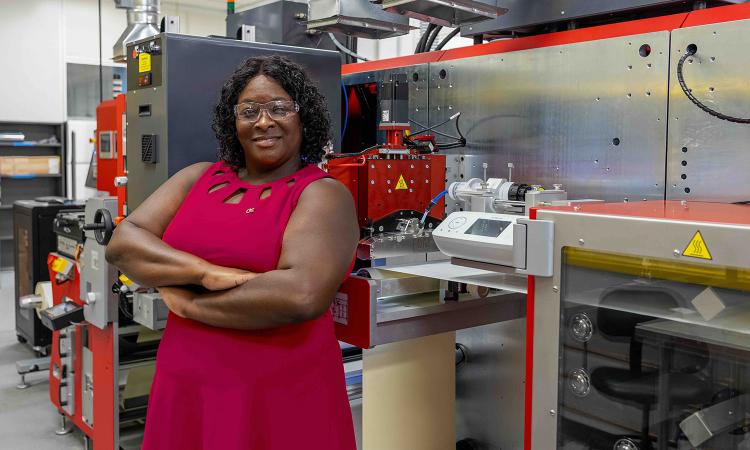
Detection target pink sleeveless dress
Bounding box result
[142,161,356,450]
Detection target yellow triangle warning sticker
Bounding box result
[682,231,712,260]
[395,174,408,190]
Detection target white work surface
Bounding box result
[383,261,528,294]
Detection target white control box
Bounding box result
[432,211,526,268]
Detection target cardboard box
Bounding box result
[0,156,60,176]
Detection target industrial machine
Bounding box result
[13,199,83,354]
[527,201,750,450]
[30,0,750,449]
[330,2,750,449]
[125,33,341,210]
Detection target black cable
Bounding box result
[408,114,457,137]
[435,27,460,51]
[409,119,460,140]
[424,25,443,53]
[677,44,750,124]
[416,24,436,53]
[324,144,380,160]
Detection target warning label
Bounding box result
[682,231,712,260]
[395,174,408,190]
[138,53,151,73]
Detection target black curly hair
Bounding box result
[212,55,331,166]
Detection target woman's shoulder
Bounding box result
[168,161,223,193]
[298,175,352,205]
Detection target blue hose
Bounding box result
[421,190,448,224]
[341,81,349,142]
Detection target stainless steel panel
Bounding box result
[668,18,750,202]
[381,0,506,27]
[461,0,744,36]
[307,0,412,39]
[81,197,119,329]
[430,32,671,202]
[455,319,526,450]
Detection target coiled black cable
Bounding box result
[677,44,750,124]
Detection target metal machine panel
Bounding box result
[429,31,671,202]
[307,0,412,39]
[82,346,94,427]
[226,1,338,51]
[126,34,342,210]
[667,18,750,202]
[133,292,168,330]
[80,198,118,329]
[342,64,430,152]
[461,0,743,36]
[455,320,526,449]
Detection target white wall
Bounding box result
[162,1,227,38]
[0,0,227,124]
[0,0,65,123]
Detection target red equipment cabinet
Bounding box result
[325,149,446,232]
[95,94,127,217]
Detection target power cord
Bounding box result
[677,44,750,124]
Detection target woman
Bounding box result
[106,55,359,450]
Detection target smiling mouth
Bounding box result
[252,136,281,147]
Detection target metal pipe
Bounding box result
[112,0,160,63]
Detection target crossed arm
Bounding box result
[106,163,359,330]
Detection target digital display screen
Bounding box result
[100,132,111,153]
[465,219,511,238]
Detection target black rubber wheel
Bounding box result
[93,208,114,245]
[17,335,27,344]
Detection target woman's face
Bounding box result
[235,75,303,171]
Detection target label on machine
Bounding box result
[331,292,349,325]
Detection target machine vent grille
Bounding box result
[141,134,157,164]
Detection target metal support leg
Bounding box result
[55,413,73,436]
[84,435,92,450]
[16,356,50,389]
[16,373,29,390]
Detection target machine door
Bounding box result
[557,248,750,450]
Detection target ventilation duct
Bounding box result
[112,0,160,63]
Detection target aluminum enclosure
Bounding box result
[226,0,339,51]
[126,34,341,210]
[307,0,413,39]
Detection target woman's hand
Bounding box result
[200,265,257,291]
[158,286,197,318]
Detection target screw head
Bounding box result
[552,286,559,293]
[578,239,585,245]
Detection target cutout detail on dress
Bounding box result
[259,187,272,200]
[223,188,247,204]
[286,178,296,187]
[208,182,229,194]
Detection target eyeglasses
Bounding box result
[234,100,300,123]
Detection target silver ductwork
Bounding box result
[113,0,160,63]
